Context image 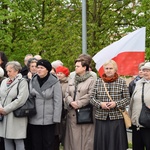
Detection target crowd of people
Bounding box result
[0,51,149,150]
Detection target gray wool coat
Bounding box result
[64,76,95,150]
[0,73,29,139]
[29,74,62,125]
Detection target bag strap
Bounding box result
[142,83,145,103]
[102,80,113,102]
[2,81,19,106]
[16,79,22,97]
[73,85,77,101]
[102,79,123,113]
[11,78,24,102]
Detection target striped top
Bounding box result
[90,77,130,120]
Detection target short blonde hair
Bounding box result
[103,60,118,71]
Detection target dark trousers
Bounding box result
[24,123,32,150]
[54,135,60,150]
[30,124,55,150]
[132,125,150,150]
[0,138,5,150]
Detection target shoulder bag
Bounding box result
[12,79,36,117]
[74,86,93,124]
[76,104,93,124]
[139,83,150,128]
[102,80,131,128]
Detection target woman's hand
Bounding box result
[106,102,116,109]
[0,107,6,115]
[101,102,116,110]
[27,72,32,79]
[70,101,79,109]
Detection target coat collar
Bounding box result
[6,74,22,89]
[31,73,59,97]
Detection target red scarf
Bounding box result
[102,73,119,83]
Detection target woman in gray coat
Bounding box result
[0,61,29,150]
[29,59,62,150]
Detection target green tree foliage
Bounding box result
[86,0,150,57]
[0,0,149,71]
[133,0,150,60]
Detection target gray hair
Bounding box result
[24,54,33,61]
[138,62,145,70]
[6,61,22,72]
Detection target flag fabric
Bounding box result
[93,27,146,77]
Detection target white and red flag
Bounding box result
[93,27,146,77]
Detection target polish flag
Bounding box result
[93,27,146,77]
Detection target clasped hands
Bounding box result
[101,102,116,110]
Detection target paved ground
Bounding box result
[127,129,132,143]
[127,129,132,150]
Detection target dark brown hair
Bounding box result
[75,58,89,71]
[78,54,92,65]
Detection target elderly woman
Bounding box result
[129,62,150,150]
[90,60,130,150]
[0,61,29,150]
[64,58,95,150]
[55,66,70,148]
[23,58,38,150]
[26,58,38,79]
[29,59,62,150]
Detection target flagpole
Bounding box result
[82,0,87,54]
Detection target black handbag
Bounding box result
[12,79,36,117]
[139,83,150,128]
[73,85,93,124]
[76,104,93,124]
[0,115,4,121]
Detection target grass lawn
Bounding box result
[128,143,132,148]
[60,145,63,150]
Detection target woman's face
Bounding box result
[104,63,116,77]
[0,58,3,65]
[37,65,48,78]
[29,62,37,74]
[138,69,144,78]
[50,68,56,75]
[75,62,86,76]
[6,65,18,79]
[143,69,150,80]
[56,72,66,80]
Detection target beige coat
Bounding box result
[64,76,95,150]
[129,78,150,127]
